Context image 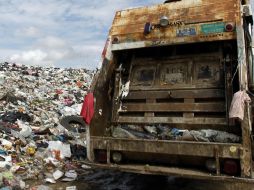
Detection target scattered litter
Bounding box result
[0,62,93,189]
[17,119,32,138]
[61,178,76,182]
[34,185,53,190]
[0,155,12,168]
[143,125,157,135]
[81,164,91,169]
[45,178,56,184]
[53,170,64,180]
[48,141,72,159]
[66,186,77,190]
[65,170,78,179]
[112,125,241,143]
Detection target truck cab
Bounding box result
[85,0,254,188]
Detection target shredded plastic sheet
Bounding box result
[48,141,72,159]
[229,90,251,120]
[17,119,32,138]
[121,80,130,98]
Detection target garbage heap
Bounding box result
[112,124,241,143]
[0,62,93,189]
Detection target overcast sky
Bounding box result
[0,0,162,69]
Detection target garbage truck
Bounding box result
[83,0,254,188]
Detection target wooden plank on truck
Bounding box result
[120,102,225,112]
[117,116,227,125]
[124,89,225,99]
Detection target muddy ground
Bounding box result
[31,169,253,190]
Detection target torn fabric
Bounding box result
[80,92,94,124]
[229,90,251,120]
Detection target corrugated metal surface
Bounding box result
[109,0,240,46]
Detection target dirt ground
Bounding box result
[31,169,254,190]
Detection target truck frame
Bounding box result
[84,0,254,188]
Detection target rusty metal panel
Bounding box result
[130,65,156,86]
[91,136,241,158]
[120,102,225,112]
[81,161,254,186]
[109,0,240,46]
[160,62,188,85]
[111,32,236,51]
[117,116,227,125]
[129,56,224,89]
[124,89,225,99]
[115,53,226,125]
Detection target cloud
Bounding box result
[8,36,74,66]
[7,35,103,69]
[15,26,42,39]
[10,49,49,65]
[38,36,68,49]
[0,0,162,69]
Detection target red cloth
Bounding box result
[80,93,94,124]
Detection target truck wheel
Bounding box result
[60,115,86,133]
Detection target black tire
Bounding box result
[60,115,86,133]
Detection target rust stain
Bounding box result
[109,0,239,44]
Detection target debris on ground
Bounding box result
[0,62,94,189]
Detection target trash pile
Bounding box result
[0,62,93,189]
[112,125,241,143]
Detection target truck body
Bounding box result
[85,0,254,188]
